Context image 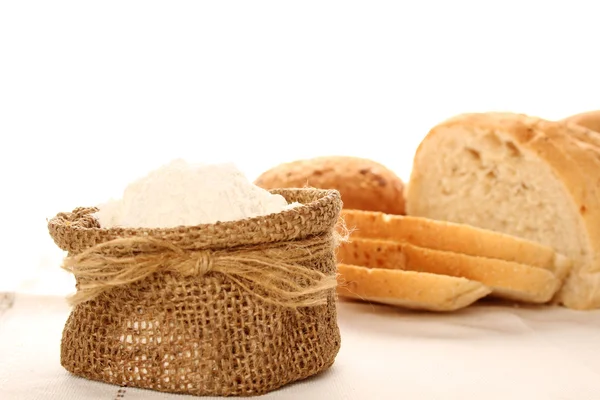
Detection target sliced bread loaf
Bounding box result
[338,238,561,303]
[341,209,571,280]
[337,263,491,311]
[522,119,600,307]
[406,112,600,309]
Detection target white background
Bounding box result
[1,0,599,292]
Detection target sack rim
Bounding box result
[48,188,342,253]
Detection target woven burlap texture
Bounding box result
[47,188,342,397]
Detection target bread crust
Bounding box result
[408,112,600,309]
[255,156,405,214]
[562,110,600,133]
[530,120,600,308]
[338,238,561,303]
[337,264,491,311]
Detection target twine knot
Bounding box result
[176,251,213,276]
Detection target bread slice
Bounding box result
[341,209,571,280]
[406,112,600,309]
[337,263,491,311]
[338,238,561,303]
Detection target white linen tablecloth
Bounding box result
[1,292,600,400]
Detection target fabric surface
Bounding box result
[2,293,600,400]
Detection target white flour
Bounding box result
[94,159,296,228]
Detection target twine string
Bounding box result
[62,231,345,309]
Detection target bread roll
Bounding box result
[337,264,491,311]
[406,112,600,309]
[255,156,405,214]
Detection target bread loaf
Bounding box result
[338,238,561,303]
[562,110,600,133]
[255,156,406,214]
[560,118,600,150]
[341,209,571,279]
[406,112,600,309]
[337,264,491,311]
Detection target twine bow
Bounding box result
[62,232,343,309]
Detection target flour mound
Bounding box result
[94,159,294,229]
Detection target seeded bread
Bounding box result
[337,264,491,311]
[255,156,406,214]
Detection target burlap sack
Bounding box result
[47,188,343,397]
